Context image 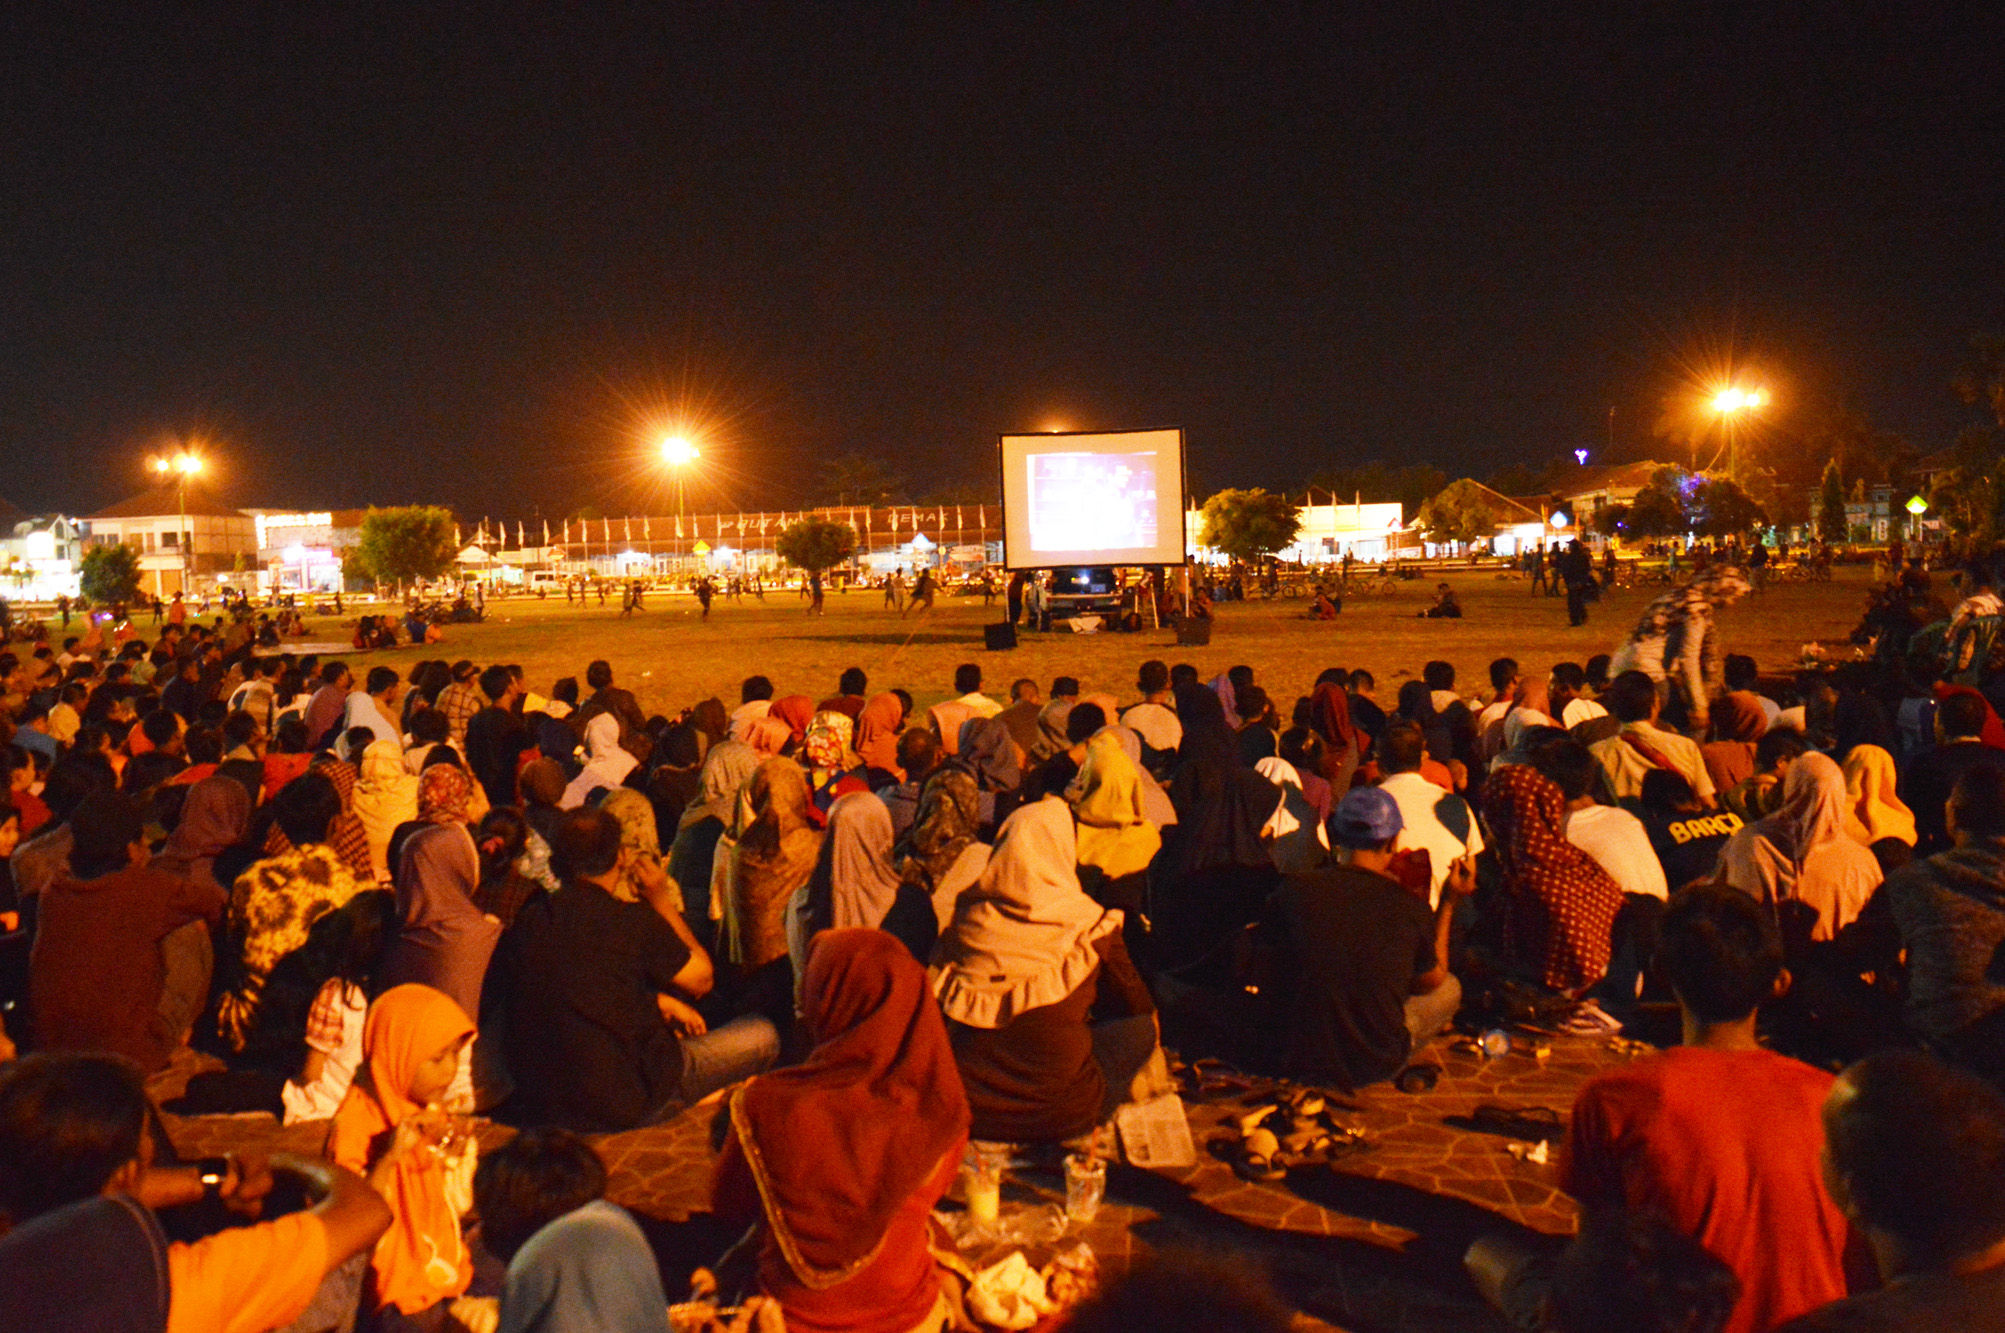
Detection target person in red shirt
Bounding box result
[29,791,226,1073]
[1469,883,1855,1333]
[1561,884,1854,1333]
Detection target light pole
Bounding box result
[661,435,700,569]
[1710,386,1766,479]
[148,451,203,596]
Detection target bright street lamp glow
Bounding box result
[1713,387,1765,414]
[660,436,699,467]
[150,452,203,476]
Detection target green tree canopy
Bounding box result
[355,506,458,587]
[1690,475,1768,537]
[1413,480,1496,549]
[79,542,142,604]
[1816,460,1848,544]
[776,517,857,574]
[1199,488,1303,563]
[1625,467,1692,538]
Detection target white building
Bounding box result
[84,483,258,597]
[247,509,367,593]
[1185,501,1410,565]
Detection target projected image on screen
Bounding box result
[1025,452,1159,554]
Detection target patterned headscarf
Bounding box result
[308,755,377,881]
[894,767,981,893]
[803,711,858,774]
[1480,763,1624,994]
[419,763,475,825]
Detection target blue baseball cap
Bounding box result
[1331,785,1404,848]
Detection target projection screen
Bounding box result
[998,428,1186,569]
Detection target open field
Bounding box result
[298,568,1874,718]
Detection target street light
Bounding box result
[148,451,203,596]
[660,434,701,569]
[1710,386,1765,477]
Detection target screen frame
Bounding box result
[996,426,1187,571]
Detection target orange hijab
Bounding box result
[327,984,475,1315]
[854,693,906,779]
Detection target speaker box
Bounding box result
[983,622,1019,651]
[1175,617,1213,646]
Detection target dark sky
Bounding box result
[3,4,2001,519]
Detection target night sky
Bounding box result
[3,5,2001,520]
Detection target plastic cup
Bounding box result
[1064,1153,1106,1224]
[962,1145,1003,1227]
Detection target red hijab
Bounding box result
[725,929,969,1287]
[1480,764,1624,995]
[768,696,817,743]
[1310,680,1358,768]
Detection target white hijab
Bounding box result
[929,797,1121,1030]
[561,713,640,808]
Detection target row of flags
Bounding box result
[463,506,993,550]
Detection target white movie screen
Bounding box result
[999,428,1185,569]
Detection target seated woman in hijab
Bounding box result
[853,692,908,787]
[716,929,968,1333]
[1480,763,1625,996]
[380,818,503,1108]
[1720,750,1883,948]
[1070,731,1162,942]
[1701,689,1768,798]
[893,766,992,931]
[1839,741,1916,875]
[561,713,638,809]
[802,711,869,823]
[354,738,420,883]
[931,797,1158,1144]
[713,758,823,1024]
[792,791,937,975]
[668,740,759,952]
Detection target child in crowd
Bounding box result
[328,983,479,1329]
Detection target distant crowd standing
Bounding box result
[0,556,2003,1332]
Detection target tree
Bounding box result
[1198,488,1303,564]
[79,542,142,604]
[1413,480,1496,549]
[1690,475,1768,537]
[1626,467,1693,538]
[1952,331,2005,428]
[339,546,375,593]
[776,517,857,574]
[1929,425,2005,543]
[354,506,458,589]
[1816,459,1848,544]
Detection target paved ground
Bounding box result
[159,1030,1632,1332]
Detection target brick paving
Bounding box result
[156,1031,1634,1332]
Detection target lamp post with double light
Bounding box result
[148,451,203,595]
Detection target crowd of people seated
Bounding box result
[1,571,2004,1331]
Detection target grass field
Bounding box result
[302,569,1873,718]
